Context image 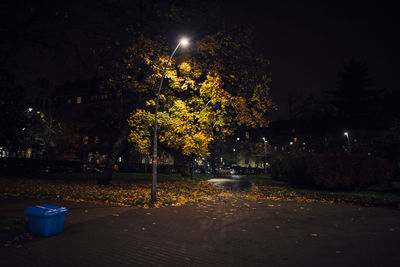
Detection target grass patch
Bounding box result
[248,174,400,207]
[246,174,286,186]
[258,185,400,207]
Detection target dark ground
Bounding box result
[1,193,399,267]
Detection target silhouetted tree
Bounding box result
[327,60,382,129]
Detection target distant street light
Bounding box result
[151,38,189,203]
[344,131,351,153]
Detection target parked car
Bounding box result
[232,166,251,175]
[219,167,235,175]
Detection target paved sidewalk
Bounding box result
[1,196,400,266]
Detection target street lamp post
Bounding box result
[151,38,188,203]
[344,131,351,153]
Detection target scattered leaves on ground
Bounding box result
[1,177,397,209]
[0,178,222,208]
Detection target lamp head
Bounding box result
[180,38,189,46]
[344,132,348,136]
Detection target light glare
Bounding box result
[180,38,189,46]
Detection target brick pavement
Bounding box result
[1,195,400,266]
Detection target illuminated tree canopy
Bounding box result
[124,31,275,158]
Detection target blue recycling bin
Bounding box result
[23,204,68,237]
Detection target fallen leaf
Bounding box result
[112,213,119,217]
[311,233,318,237]
[335,250,342,254]
[275,226,281,229]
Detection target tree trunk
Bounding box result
[173,153,190,177]
[210,150,217,177]
[179,161,190,177]
[190,155,194,180]
[97,124,130,185]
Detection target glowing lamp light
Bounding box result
[344,132,348,136]
[180,38,189,46]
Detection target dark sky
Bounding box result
[6,0,400,120]
[226,1,400,119]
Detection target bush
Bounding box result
[270,152,311,188]
[307,153,391,190]
[270,153,392,191]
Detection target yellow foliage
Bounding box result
[123,33,274,158]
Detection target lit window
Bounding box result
[77,96,82,104]
[83,136,89,144]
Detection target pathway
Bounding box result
[1,195,400,266]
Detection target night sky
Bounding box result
[5,0,400,120]
[231,1,400,119]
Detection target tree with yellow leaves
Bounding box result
[126,30,275,177]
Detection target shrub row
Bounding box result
[270,153,391,190]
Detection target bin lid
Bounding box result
[23,204,68,217]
